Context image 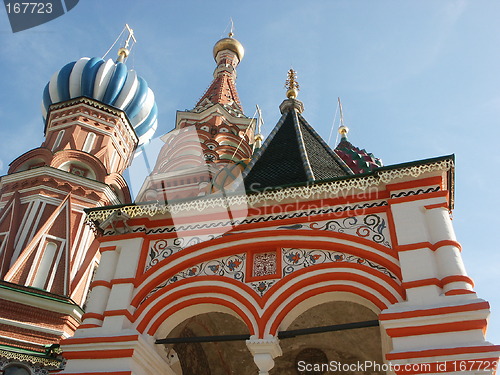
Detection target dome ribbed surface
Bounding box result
[42,57,157,146]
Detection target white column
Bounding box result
[246,337,282,375]
[81,248,119,326]
[425,207,473,294]
[101,238,143,332]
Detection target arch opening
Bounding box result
[157,311,257,375]
[271,300,385,375]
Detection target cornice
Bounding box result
[86,156,454,226]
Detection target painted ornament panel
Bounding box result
[276,213,392,248]
[252,252,277,277]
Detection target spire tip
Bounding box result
[285,69,300,99]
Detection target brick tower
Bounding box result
[0,32,157,374]
[137,32,254,203]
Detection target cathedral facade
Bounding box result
[0,31,498,375]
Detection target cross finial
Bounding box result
[338,97,345,127]
[229,18,234,37]
[337,97,349,139]
[124,24,137,49]
[117,24,137,63]
[285,69,300,99]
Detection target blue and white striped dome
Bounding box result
[42,57,157,146]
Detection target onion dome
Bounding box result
[213,34,244,62]
[41,57,157,146]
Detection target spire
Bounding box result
[194,32,245,114]
[279,68,304,114]
[253,105,264,151]
[285,68,300,99]
[244,70,352,190]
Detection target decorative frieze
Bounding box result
[87,157,453,225]
[143,211,392,276]
[282,248,397,280]
[140,254,246,305]
[276,213,391,248]
[141,245,398,305]
[145,235,216,272]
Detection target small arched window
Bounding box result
[82,132,96,153]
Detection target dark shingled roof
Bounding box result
[244,101,352,191]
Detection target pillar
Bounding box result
[80,246,119,328]
[425,206,474,295]
[246,337,282,375]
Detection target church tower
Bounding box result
[137,32,254,203]
[0,29,157,374]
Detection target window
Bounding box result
[204,153,216,162]
[82,132,96,153]
[32,242,57,290]
[52,130,65,151]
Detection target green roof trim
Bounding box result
[0,344,47,356]
[0,281,84,314]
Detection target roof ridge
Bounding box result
[242,110,291,179]
[296,113,353,175]
[291,110,315,181]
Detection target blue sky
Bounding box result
[0,0,499,344]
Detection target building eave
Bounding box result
[173,104,254,132]
[0,345,62,368]
[1,166,124,206]
[85,154,455,227]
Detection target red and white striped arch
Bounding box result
[129,231,405,339]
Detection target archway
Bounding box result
[156,310,257,375]
[271,300,385,375]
